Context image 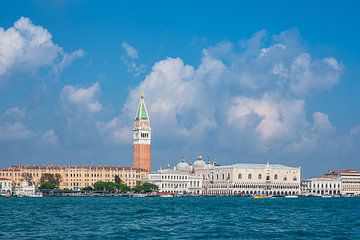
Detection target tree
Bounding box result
[115,183,130,193]
[133,185,143,193]
[132,183,159,193]
[39,173,59,189]
[93,181,116,193]
[82,186,93,191]
[142,182,159,193]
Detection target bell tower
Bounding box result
[133,93,151,172]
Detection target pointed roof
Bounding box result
[135,94,149,120]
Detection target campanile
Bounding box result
[133,93,151,172]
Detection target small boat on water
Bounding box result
[251,195,268,199]
[160,194,173,198]
[284,195,299,198]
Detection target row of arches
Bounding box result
[206,190,299,196]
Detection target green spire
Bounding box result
[135,95,149,120]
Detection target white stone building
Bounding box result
[147,159,202,195]
[194,159,301,196]
[14,180,36,197]
[301,176,341,196]
[303,169,360,196]
[149,155,300,196]
[0,178,12,195]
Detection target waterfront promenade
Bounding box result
[1,197,359,239]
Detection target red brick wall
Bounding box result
[133,144,151,172]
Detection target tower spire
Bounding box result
[133,94,151,172]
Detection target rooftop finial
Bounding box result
[140,91,144,98]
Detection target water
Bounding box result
[0,197,359,239]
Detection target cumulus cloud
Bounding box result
[121,41,145,77]
[0,107,32,142]
[61,82,102,113]
[0,17,84,79]
[121,41,138,59]
[99,29,344,155]
[41,130,59,146]
[1,107,26,120]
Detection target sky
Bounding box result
[0,0,360,177]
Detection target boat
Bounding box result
[160,194,173,198]
[284,195,299,198]
[251,195,268,199]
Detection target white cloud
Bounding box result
[61,82,102,113]
[121,41,138,59]
[1,107,26,120]
[0,17,83,78]
[54,49,85,73]
[41,130,59,146]
[227,95,307,142]
[99,29,345,156]
[0,122,32,142]
[121,41,145,76]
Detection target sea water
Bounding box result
[1,197,359,239]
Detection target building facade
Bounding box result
[14,180,36,196]
[301,176,341,196]
[194,160,301,196]
[148,159,203,195]
[133,94,151,172]
[149,155,300,196]
[302,169,360,196]
[0,178,12,195]
[0,166,148,190]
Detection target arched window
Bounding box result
[283,176,287,181]
[266,176,270,181]
[238,173,242,179]
[293,176,297,181]
[258,174,262,180]
[222,174,225,180]
[248,174,252,180]
[274,174,278,180]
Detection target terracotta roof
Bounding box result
[3,165,148,172]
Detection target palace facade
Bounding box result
[148,155,301,196]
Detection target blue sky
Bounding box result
[0,0,359,177]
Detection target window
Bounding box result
[238,173,242,179]
[284,176,287,181]
[248,174,252,180]
[266,176,270,181]
[258,174,262,180]
[274,174,278,180]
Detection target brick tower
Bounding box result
[133,93,151,172]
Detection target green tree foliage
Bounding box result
[93,181,116,192]
[115,183,130,193]
[132,182,159,193]
[142,182,159,192]
[39,173,60,189]
[82,186,93,191]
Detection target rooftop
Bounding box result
[1,165,148,172]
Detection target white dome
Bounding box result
[193,155,206,168]
[176,160,190,172]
